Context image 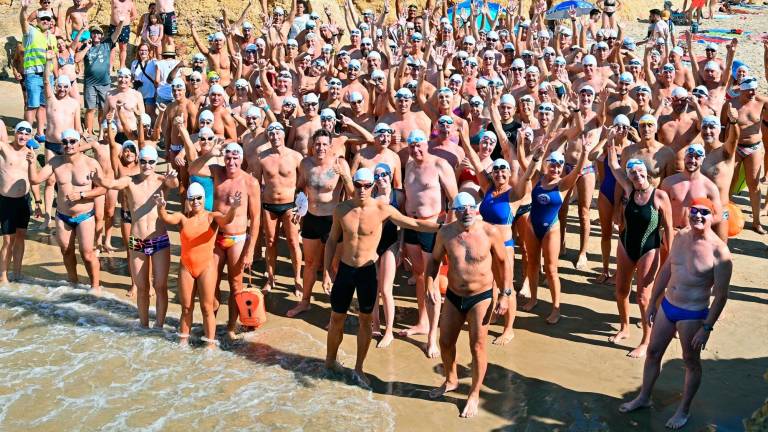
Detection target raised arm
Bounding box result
[188,20,210,56]
[19,0,30,35]
[110,18,126,45]
[154,191,185,225]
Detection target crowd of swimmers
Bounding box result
[4,0,762,426]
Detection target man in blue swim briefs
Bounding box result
[620,197,732,430]
[426,192,511,419]
[27,128,105,292]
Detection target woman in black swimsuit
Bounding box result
[370,163,405,348]
[606,142,674,358]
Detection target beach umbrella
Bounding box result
[545,0,595,20]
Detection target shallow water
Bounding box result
[0,281,395,432]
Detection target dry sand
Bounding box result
[1,0,768,430]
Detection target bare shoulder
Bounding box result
[711,234,732,261]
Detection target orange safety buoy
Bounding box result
[235,289,267,328]
[438,257,449,295]
[726,202,744,238]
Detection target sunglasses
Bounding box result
[492,165,509,172]
[305,102,319,107]
[438,118,454,125]
[40,16,52,21]
[140,159,157,165]
[188,196,203,202]
[189,78,201,83]
[689,207,712,217]
[354,181,373,189]
[16,127,32,134]
[464,63,478,67]
[199,119,213,124]
[62,139,79,145]
[374,172,389,180]
[512,67,524,72]
[199,136,216,141]
[350,100,363,105]
[487,38,499,42]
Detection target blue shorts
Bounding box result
[24,73,53,109]
[108,25,131,44]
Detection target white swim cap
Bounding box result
[187,182,206,200]
[453,192,477,209]
[353,167,374,183]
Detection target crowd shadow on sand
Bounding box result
[2,286,765,431]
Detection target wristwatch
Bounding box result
[702,323,714,332]
[502,288,513,296]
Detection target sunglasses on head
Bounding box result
[188,195,203,201]
[16,127,32,134]
[374,172,389,180]
[354,181,373,189]
[690,207,711,217]
[686,148,705,157]
[140,159,157,165]
[376,129,393,135]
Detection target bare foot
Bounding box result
[521,298,538,312]
[665,408,690,429]
[91,285,102,295]
[619,395,652,413]
[428,380,459,399]
[227,330,241,342]
[398,324,429,337]
[754,224,766,235]
[493,329,515,345]
[262,278,276,292]
[609,328,630,343]
[596,273,615,285]
[126,286,137,298]
[376,332,394,348]
[574,254,588,270]
[352,369,371,389]
[546,308,561,325]
[102,243,118,253]
[293,280,302,298]
[286,301,311,318]
[426,342,440,358]
[627,343,648,358]
[460,394,481,418]
[325,360,344,372]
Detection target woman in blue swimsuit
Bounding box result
[606,145,674,358]
[180,123,220,212]
[519,138,587,325]
[370,163,405,348]
[593,115,632,284]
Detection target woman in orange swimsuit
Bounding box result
[155,182,241,348]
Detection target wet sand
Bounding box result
[1,74,766,430]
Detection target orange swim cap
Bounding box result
[690,197,716,213]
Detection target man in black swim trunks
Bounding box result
[0,122,38,283]
[324,168,440,387]
[426,192,511,418]
[251,122,304,292]
[287,130,353,317]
